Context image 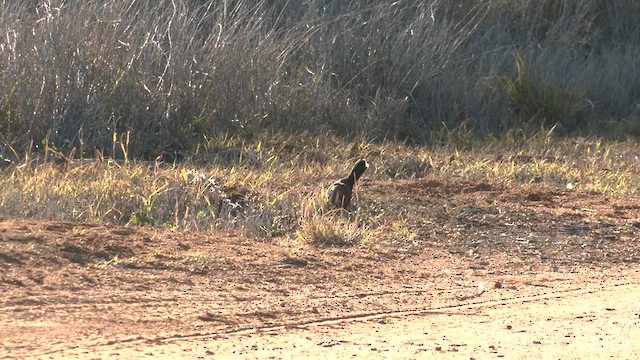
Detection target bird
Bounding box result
[326,159,369,209]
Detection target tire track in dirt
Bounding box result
[1,287,443,323]
[2,297,219,312]
[1,287,439,312]
[34,280,635,357]
[150,281,636,340]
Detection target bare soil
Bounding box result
[2,177,640,359]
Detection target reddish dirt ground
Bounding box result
[1,177,640,359]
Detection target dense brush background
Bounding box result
[0,0,639,158]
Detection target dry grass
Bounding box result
[0,1,639,158]
[0,131,638,247]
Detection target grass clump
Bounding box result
[506,54,589,132]
[294,196,370,247]
[295,214,366,247]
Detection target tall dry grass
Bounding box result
[0,0,638,158]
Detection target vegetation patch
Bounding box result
[0,130,638,248]
[0,1,639,248]
[0,1,638,157]
[506,54,589,132]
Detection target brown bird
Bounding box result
[326,159,369,209]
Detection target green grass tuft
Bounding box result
[506,54,589,131]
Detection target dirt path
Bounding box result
[61,280,639,359]
[214,281,640,360]
[14,271,640,359]
[2,177,640,359]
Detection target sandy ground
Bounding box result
[1,177,639,359]
[49,276,640,359]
